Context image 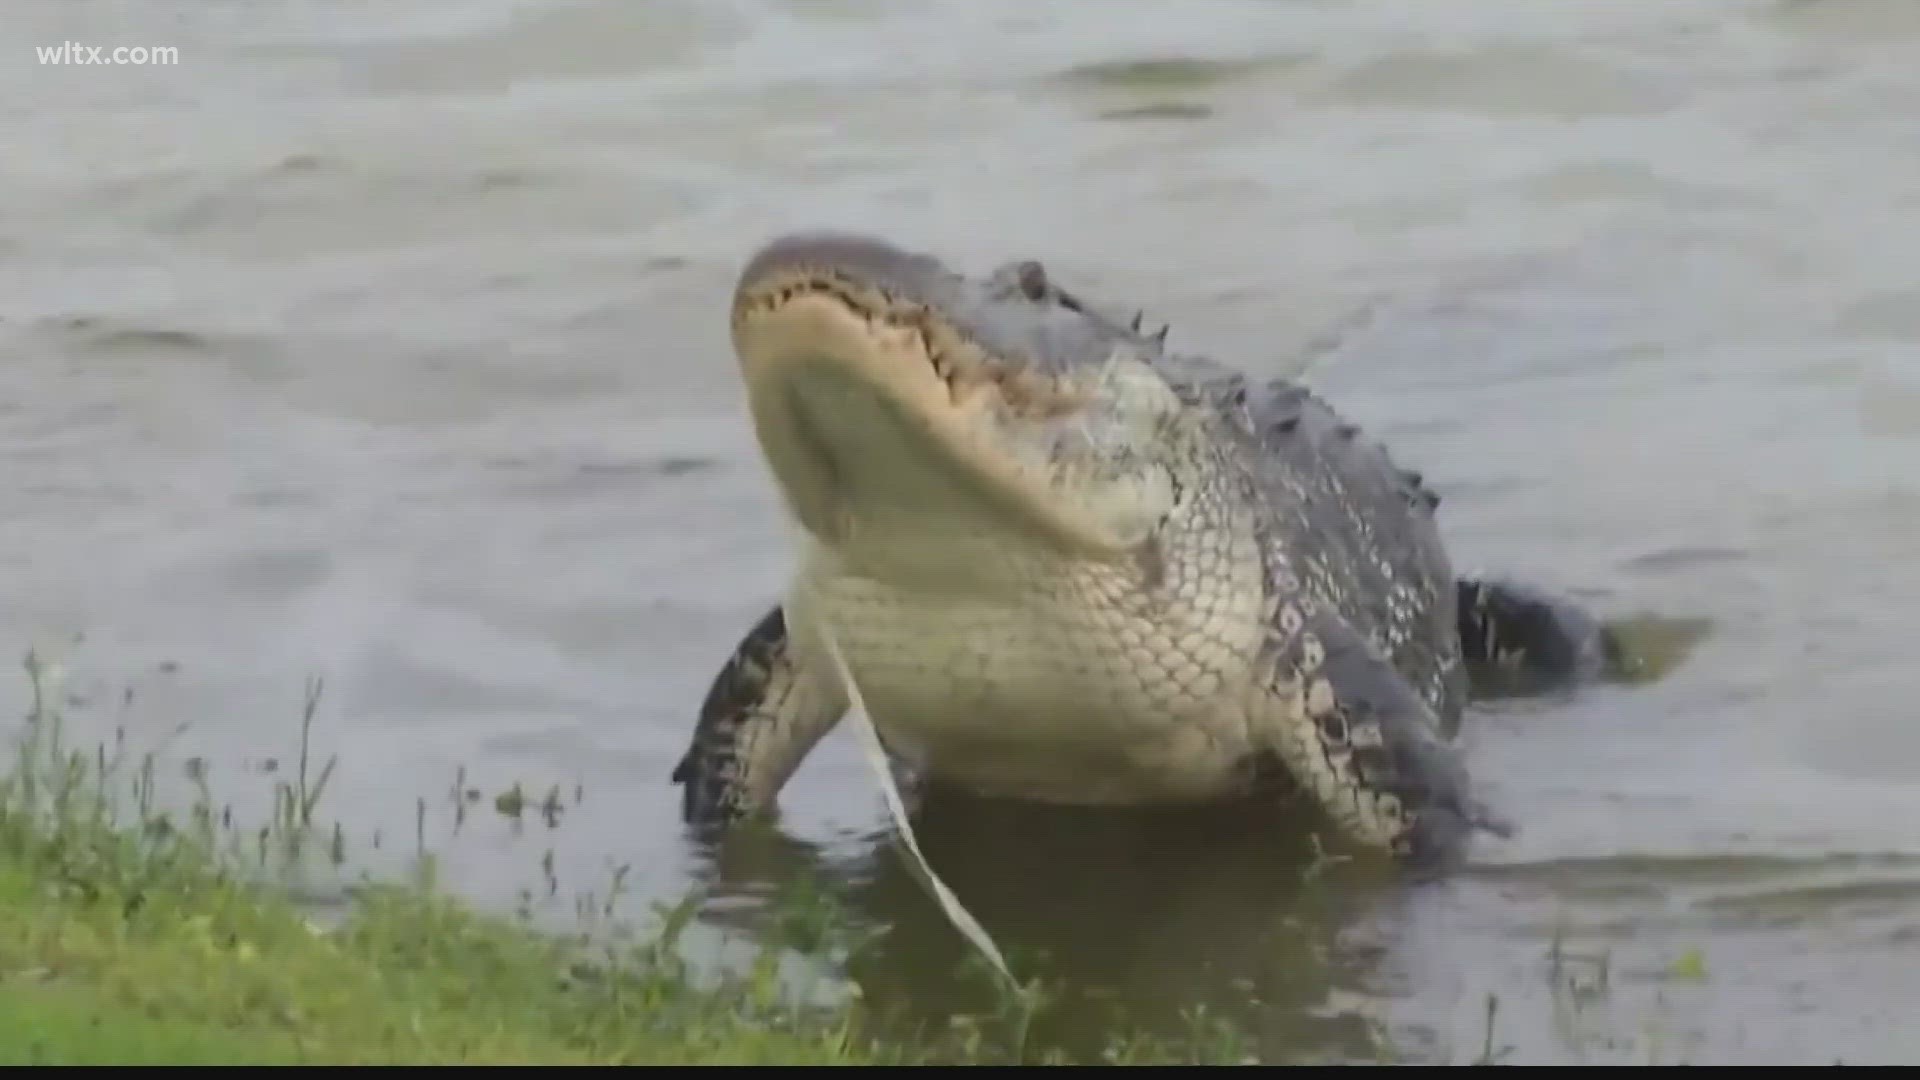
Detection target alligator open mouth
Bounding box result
[730,248,1130,563]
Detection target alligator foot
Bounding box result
[1255,599,1510,871]
[673,605,850,836]
[1455,575,1619,698]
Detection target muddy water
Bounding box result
[5,0,1919,1064]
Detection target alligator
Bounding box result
[671,231,1615,869]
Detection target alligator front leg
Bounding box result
[1251,599,1510,869]
[1455,575,1615,696]
[672,606,849,833]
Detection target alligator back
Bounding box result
[1154,350,1467,735]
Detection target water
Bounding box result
[5,0,1919,1064]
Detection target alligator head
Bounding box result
[732,231,1215,590]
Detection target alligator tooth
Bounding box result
[1151,325,1169,346]
[1130,311,1144,332]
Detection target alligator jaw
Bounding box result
[730,234,1133,568]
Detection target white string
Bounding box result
[811,617,1024,998]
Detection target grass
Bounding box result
[0,653,1257,1065]
[0,656,914,1065]
[0,850,886,1065]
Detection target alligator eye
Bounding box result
[1013,261,1049,301]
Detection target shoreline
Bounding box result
[0,662,893,1065]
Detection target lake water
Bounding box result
[5,0,1919,1064]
